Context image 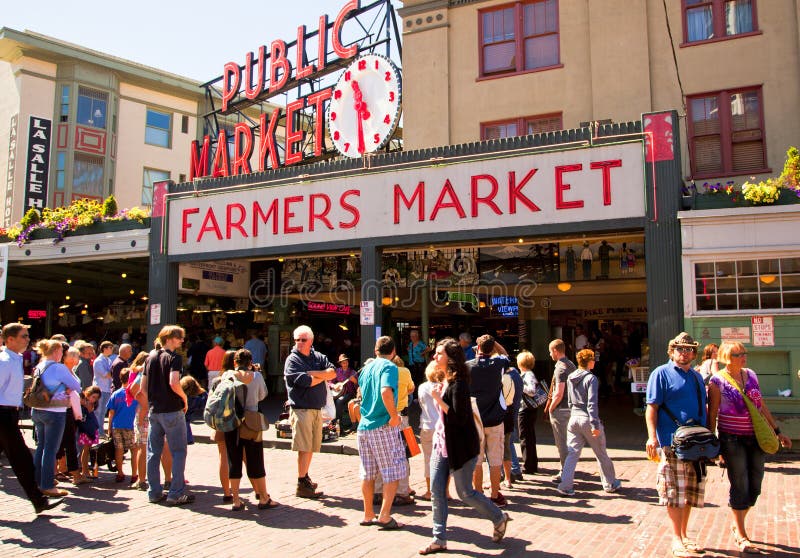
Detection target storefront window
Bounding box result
[693,257,800,311]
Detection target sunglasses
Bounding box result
[675,346,696,353]
[730,352,748,357]
[294,338,309,343]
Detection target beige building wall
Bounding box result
[402,0,800,187]
[116,83,198,210]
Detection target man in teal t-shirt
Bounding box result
[356,336,407,530]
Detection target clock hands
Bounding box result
[351,80,371,155]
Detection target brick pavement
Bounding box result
[1,427,798,558]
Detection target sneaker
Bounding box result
[490,492,508,507]
[556,488,575,497]
[165,493,195,507]
[34,497,64,514]
[296,478,323,499]
[148,493,166,504]
[135,481,148,491]
[551,474,562,484]
[605,479,622,493]
[510,472,524,482]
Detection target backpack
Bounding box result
[203,374,247,432]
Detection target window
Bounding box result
[145,108,172,148]
[688,87,766,178]
[55,152,66,190]
[480,0,559,78]
[181,115,189,134]
[60,85,70,123]
[76,86,108,129]
[481,113,562,140]
[695,257,800,312]
[683,0,756,44]
[142,168,170,206]
[73,153,104,200]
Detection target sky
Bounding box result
[3,0,403,82]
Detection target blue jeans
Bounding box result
[719,431,765,510]
[430,452,503,545]
[509,428,521,475]
[147,410,187,501]
[31,409,66,490]
[95,391,111,438]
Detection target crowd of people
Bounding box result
[0,321,793,556]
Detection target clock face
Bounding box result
[327,53,402,158]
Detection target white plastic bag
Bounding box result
[322,382,336,420]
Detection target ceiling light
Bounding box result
[518,238,524,243]
[381,295,393,306]
[9,300,15,304]
[278,258,285,262]
[65,295,71,300]
[760,274,777,285]
[66,279,72,284]
[557,282,572,292]
[141,296,148,301]
[129,290,135,295]
[59,304,70,309]
[338,320,349,331]
[121,273,127,278]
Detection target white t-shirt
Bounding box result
[417,381,440,430]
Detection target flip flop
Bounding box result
[376,517,404,530]
[359,516,377,526]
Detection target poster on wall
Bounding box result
[23,116,51,214]
[178,261,250,297]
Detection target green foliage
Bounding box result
[20,208,41,229]
[102,194,118,217]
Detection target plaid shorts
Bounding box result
[135,420,148,448]
[656,448,706,508]
[357,424,408,483]
[112,428,136,452]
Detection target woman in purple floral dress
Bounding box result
[707,341,791,554]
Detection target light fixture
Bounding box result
[278,257,285,263]
[338,320,349,331]
[121,273,127,278]
[349,253,356,257]
[557,282,572,292]
[65,295,71,300]
[80,309,87,315]
[760,274,777,285]
[381,295,393,306]
[59,304,70,309]
[141,296,148,301]
[66,279,72,284]
[518,238,524,244]
[9,300,15,304]
[129,289,135,295]
[83,304,88,308]
[394,296,399,302]
[479,301,486,308]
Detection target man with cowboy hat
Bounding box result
[332,353,358,434]
[645,332,707,558]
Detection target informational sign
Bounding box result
[752,316,774,347]
[0,244,8,301]
[178,261,250,297]
[721,326,750,344]
[360,300,374,325]
[150,303,161,325]
[24,117,52,213]
[170,142,645,256]
[4,114,18,227]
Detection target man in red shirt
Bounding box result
[203,336,226,387]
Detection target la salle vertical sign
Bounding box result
[24,116,52,213]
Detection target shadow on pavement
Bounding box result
[1,517,111,551]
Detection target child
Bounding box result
[77,386,101,480]
[417,361,444,501]
[180,376,207,445]
[106,368,139,484]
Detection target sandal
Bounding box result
[393,494,415,506]
[376,517,404,530]
[419,542,447,555]
[418,492,432,501]
[670,542,696,558]
[682,539,704,553]
[257,498,280,510]
[359,517,377,526]
[492,513,511,542]
[731,528,759,555]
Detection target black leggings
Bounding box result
[224,430,265,480]
[518,406,538,473]
[56,409,80,472]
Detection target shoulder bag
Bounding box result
[661,371,719,463]
[717,368,779,454]
[522,374,549,410]
[23,362,68,408]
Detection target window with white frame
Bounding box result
[142,168,170,206]
[145,108,172,148]
[694,257,800,312]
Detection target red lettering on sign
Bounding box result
[231,123,253,176]
[332,0,359,59]
[244,46,266,100]
[394,182,425,224]
[211,130,230,178]
[190,136,210,181]
[181,208,199,243]
[284,98,305,166]
[339,189,360,228]
[309,193,334,231]
[306,88,333,157]
[253,199,279,236]
[589,159,622,206]
[471,174,502,217]
[555,164,584,209]
[283,196,303,233]
[317,15,328,72]
[269,40,290,93]
[508,169,540,213]
[295,25,314,79]
[258,110,282,171]
[221,62,241,112]
[430,179,466,221]
[198,207,223,241]
[226,203,247,239]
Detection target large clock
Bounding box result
[327,53,401,158]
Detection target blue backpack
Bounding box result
[203,374,247,432]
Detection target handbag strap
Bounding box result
[716,368,762,419]
[661,369,703,428]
